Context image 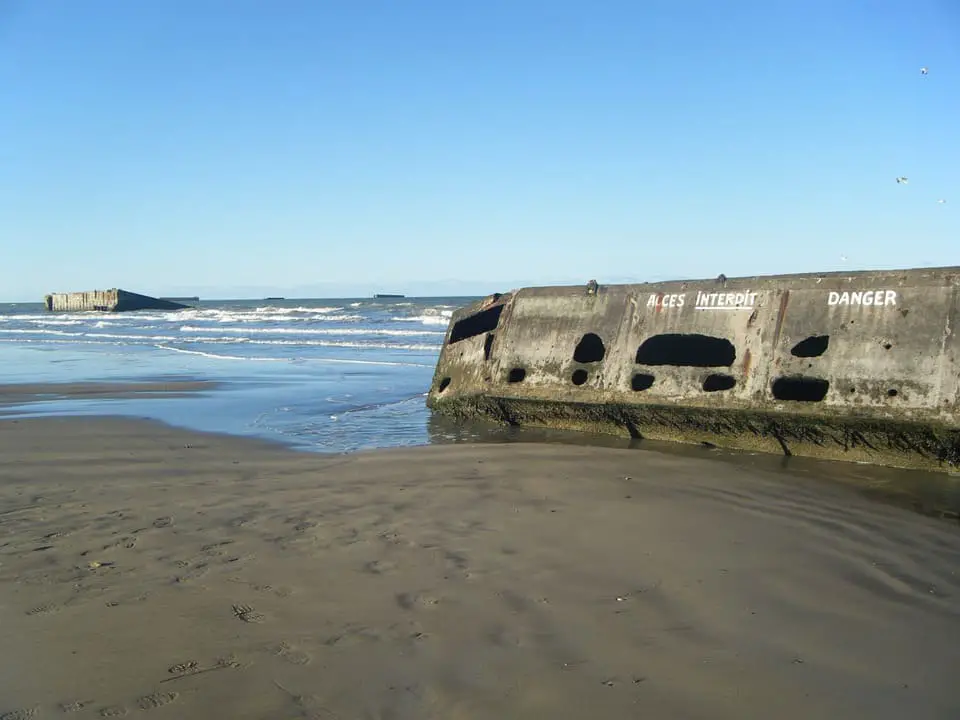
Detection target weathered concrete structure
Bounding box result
[44,289,191,312]
[427,267,960,472]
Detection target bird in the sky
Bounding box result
[896,177,909,184]
[937,199,947,204]
[920,66,928,76]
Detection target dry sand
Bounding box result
[1,416,958,719]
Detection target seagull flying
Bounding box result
[937,199,946,204]
[896,177,909,184]
[921,66,928,76]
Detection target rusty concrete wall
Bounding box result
[426,267,960,471]
[45,289,189,312]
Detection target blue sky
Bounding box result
[1,1,957,301]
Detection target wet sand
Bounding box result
[0,381,218,406]
[1,416,959,719]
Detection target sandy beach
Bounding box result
[2,414,959,719]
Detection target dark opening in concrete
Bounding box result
[438,377,451,393]
[631,373,655,391]
[888,388,899,397]
[571,369,588,385]
[703,374,736,392]
[635,334,736,367]
[573,333,606,363]
[771,376,830,402]
[883,342,893,350]
[483,334,495,361]
[507,368,526,383]
[790,335,830,358]
[449,304,504,344]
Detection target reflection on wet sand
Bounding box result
[427,415,960,525]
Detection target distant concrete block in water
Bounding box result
[44,289,191,312]
[426,267,960,472]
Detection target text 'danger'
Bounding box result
[827,290,897,307]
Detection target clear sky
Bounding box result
[1,1,957,301]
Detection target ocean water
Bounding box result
[0,297,477,452]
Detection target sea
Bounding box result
[0,297,487,452]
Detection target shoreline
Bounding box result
[0,380,220,406]
[1,415,958,718]
[1,378,959,524]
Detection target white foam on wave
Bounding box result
[27,319,86,327]
[0,328,73,336]
[253,306,344,314]
[156,344,432,367]
[0,327,440,351]
[390,307,454,326]
[392,314,451,326]
[173,308,362,324]
[0,313,102,323]
[179,325,444,337]
[154,345,259,361]
[244,339,438,351]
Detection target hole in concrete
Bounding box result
[483,334,495,361]
[631,373,655,391]
[883,342,892,350]
[771,376,830,402]
[635,334,736,367]
[887,388,898,397]
[790,335,829,358]
[571,369,588,386]
[703,374,736,392]
[507,368,526,383]
[438,377,451,393]
[573,333,606,363]
[449,304,504,344]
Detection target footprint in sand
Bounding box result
[151,517,173,529]
[395,592,440,611]
[214,654,246,669]
[323,624,383,647]
[232,604,266,623]
[59,700,93,713]
[97,706,127,718]
[137,692,179,711]
[25,602,60,616]
[0,708,38,720]
[202,540,235,553]
[167,661,199,676]
[173,566,209,584]
[273,642,311,665]
[363,559,397,575]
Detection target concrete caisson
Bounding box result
[44,289,191,312]
[426,267,960,472]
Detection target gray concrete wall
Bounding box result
[45,289,189,312]
[426,267,960,471]
[45,289,120,312]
